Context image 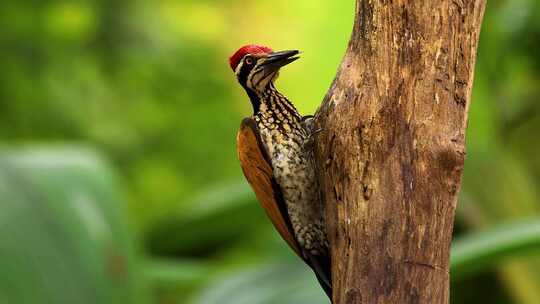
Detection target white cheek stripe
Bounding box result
[235,61,244,74]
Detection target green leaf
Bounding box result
[0,147,147,304]
[145,181,266,256]
[451,218,540,281]
[191,260,327,304]
[142,257,211,287]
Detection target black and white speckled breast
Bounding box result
[254,97,327,255]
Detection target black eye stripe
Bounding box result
[238,58,254,87]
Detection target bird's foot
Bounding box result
[304,127,324,150]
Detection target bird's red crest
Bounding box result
[229,44,273,71]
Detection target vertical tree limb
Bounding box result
[314,1,486,303]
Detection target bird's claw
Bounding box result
[304,127,324,150]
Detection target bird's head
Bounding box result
[229,44,299,94]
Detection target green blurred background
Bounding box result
[1,0,540,303]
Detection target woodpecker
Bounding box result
[230,44,331,298]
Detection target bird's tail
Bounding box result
[305,252,332,302]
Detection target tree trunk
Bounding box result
[313,1,486,303]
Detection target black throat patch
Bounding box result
[237,62,261,114]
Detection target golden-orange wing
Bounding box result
[236,118,301,257]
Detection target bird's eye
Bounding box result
[245,56,253,65]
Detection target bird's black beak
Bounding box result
[262,50,300,69]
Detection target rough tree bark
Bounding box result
[313,1,486,303]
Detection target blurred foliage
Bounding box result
[0,0,540,303]
[451,218,540,281]
[0,148,147,304]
